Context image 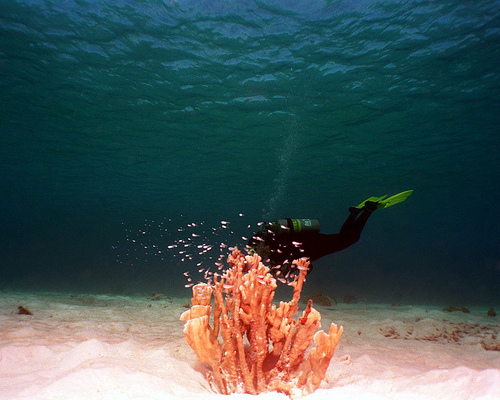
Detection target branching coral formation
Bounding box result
[180,248,343,398]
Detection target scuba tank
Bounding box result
[271,218,320,235]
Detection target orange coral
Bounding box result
[180,248,343,398]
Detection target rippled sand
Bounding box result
[1,291,498,400]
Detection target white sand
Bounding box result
[1,291,499,400]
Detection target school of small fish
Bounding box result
[113,213,305,288]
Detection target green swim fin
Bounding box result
[355,195,388,209]
[377,190,413,209]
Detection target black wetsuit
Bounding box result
[248,205,375,278]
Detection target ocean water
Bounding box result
[0,0,499,304]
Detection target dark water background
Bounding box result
[1,0,499,304]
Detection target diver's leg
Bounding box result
[308,203,377,261]
[342,201,378,234]
[340,207,362,234]
[305,233,349,260]
[349,208,373,235]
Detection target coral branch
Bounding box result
[180,248,343,398]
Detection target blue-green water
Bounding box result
[1,0,499,304]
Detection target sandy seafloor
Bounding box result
[0,291,499,400]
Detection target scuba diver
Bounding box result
[247,190,412,281]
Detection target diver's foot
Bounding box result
[354,195,388,210]
[363,201,380,212]
[354,190,413,212]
